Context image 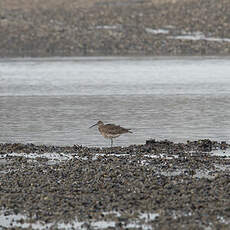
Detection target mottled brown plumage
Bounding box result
[89,120,132,147]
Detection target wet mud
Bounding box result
[0,139,230,229]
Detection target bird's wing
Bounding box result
[103,124,131,135]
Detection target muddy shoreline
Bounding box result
[1,0,230,57]
[0,139,230,229]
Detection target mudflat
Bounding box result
[0,140,230,229]
[0,0,230,57]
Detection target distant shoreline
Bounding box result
[1,54,230,60]
[1,0,230,57]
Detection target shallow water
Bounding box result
[0,209,159,230]
[0,56,230,146]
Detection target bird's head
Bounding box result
[89,120,104,128]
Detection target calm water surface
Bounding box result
[0,57,230,146]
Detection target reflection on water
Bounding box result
[0,57,230,146]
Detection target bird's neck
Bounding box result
[98,123,105,131]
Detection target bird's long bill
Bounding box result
[89,123,97,128]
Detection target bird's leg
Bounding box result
[111,138,113,147]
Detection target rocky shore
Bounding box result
[1,0,230,57]
[0,139,230,229]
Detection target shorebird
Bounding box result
[89,120,132,147]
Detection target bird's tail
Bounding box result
[128,129,133,133]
